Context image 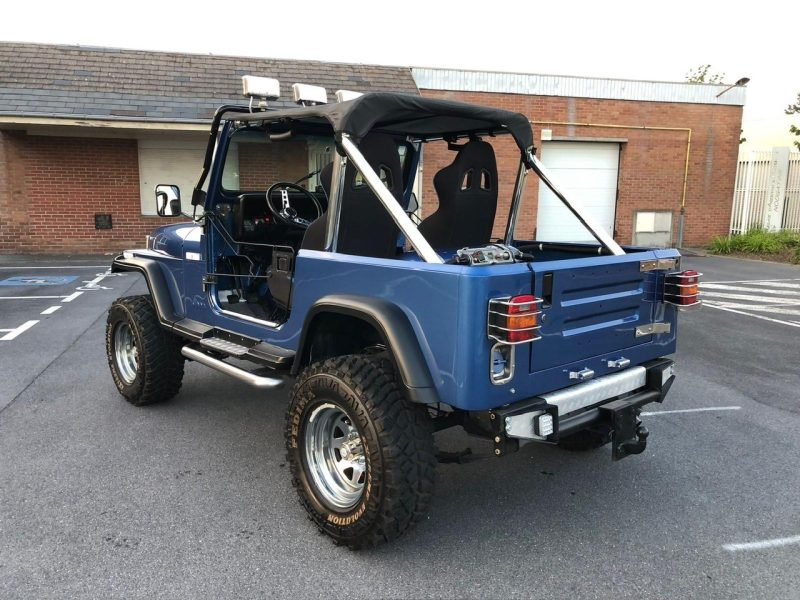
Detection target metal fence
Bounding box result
[786,152,800,232]
[730,148,800,234]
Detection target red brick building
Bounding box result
[0,43,744,253]
[414,69,745,248]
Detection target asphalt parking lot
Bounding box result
[1,253,799,599]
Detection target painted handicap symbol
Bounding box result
[77,281,113,291]
[77,272,115,291]
[95,271,126,278]
[0,275,79,286]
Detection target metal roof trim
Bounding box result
[412,68,746,106]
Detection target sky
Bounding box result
[0,0,796,150]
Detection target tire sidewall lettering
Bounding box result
[290,370,378,529]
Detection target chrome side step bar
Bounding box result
[181,345,284,389]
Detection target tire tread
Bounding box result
[286,354,436,549]
[106,295,184,406]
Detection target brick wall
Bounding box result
[0,131,30,251]
[238,140,308,190]
[419,90,743,247]
[0,90,741,253]
[0,132,182,254]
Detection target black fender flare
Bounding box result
[292,295,439,405]
[111,254,179,325]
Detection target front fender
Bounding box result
[111,254,180,325]
[292,294,438,404]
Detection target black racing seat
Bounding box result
[298,163,333,252]
[418,139,498,249]
[302,132,403,259]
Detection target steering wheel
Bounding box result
[265,182,323,230]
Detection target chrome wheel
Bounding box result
[113,322,138,384]
[303,403,366,511]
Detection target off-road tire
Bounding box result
[557,429,609,452]
[286,354,436,549]
[105,295,184,406]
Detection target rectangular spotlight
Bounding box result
[241,76,280,100]
[292,83,327,105]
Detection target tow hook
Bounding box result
[618,425,649,458]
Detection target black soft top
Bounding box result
[225,92,534,158]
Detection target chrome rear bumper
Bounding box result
[541,366,647,416]
[502,359,675,443]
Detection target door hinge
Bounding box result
[640,258,678,272]
[635,322,671,337]
[202,273,217,291]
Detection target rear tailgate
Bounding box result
[530,251,662,374]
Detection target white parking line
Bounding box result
[0,265,108,269]
[700,278,800,326]
[0,271,119,343]
[0,295,69,300]
[723,534,800,552]
[700,291,800,304]
[641,406,741,416]
[701,283,800,296]
[745,281,800,290]
[0,320,39,341]
[702,301,800,311]
[706,278,800,285]
[704,303,800,328]
[725,305,800,317]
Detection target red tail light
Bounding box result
[664,270,701,307]
[488,295,542,344]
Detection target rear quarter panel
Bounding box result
[156,242,681,413]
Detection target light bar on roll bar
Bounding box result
[241,76,280,100]
[292,83,328,106]
[241,75,280,113]
[335,89,363,102]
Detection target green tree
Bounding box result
[787,93,800,150]
[685,64,726,84]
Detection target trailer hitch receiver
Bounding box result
[600,399,650,461]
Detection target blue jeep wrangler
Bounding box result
[105,81,699,548]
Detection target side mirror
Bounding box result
[406,192,419,215]
[155,184,181,217]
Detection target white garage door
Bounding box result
[536,141,620,243]
[138,140,207,215]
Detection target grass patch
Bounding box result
[709,229,800,264]
[709,235,735,254]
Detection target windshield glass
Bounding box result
[221,127,335,194]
